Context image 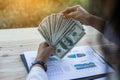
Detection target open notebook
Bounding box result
[20,46,114,80]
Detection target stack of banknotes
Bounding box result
[38,13,85,59]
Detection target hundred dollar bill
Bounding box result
[38,13,85,59]
[54,21,85,58]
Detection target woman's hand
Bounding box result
[36,42,56,63]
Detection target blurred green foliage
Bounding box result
[0,0,100,29]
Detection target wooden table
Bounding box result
[0,26,113,80]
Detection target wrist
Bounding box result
[31,60,47,71]
[78,13,94,26]
[88,15,105,32]
[34,64,45,70]
[36,57,46,63]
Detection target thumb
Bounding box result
[65,11,77,18]
[46,46,56,55]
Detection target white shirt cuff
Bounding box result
[26,66,48,80]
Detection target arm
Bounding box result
[88,14,105,33]
[61,5,105,33]
[26,42,55,80]
[26,66,48,80]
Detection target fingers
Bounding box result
[63,11,78,18]
[61,5,80,19]
[37,44,56,63]
[61,6,77,15]
[39,42,49,48]
[45,46,56,56]
[47,46,56,50]
[61,5,79,15]
[39,42,56,54]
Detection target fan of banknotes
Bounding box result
[38,13,85,59]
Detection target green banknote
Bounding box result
[38,14,85,59]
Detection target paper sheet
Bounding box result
[24,46,114,80]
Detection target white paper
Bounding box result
[23,46,114,80]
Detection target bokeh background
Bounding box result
[0,0,102,29]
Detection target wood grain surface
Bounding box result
[0,26,113,80]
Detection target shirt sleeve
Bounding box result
[26,66,48,80]
[104,22,120,47]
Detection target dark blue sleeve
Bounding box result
[104,22,120,47]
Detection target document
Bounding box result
[21,46,114,80]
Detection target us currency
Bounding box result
[38,14,85,59]
[54,20,85,58]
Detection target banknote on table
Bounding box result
[38,13,86,59]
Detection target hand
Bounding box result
[61,5,105,33]
[36,42,56,63]
[61,5,91,25]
